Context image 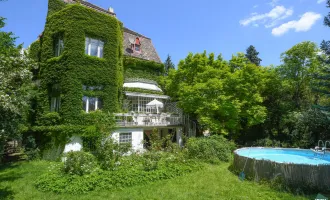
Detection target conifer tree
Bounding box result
[245,45,262,66]
[164,54,175,76]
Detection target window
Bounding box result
[131,37,141,53]
[135,44,141,52]
[51,96,60,112]
[85,37,104,58]
[119,133,132,144]
[50,84,60,112]
[82,96,103,113]
[54,37,64,56]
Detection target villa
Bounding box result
[30,0,196,154]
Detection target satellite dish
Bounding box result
[129,37,135,44]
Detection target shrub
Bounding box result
[63,151,98,175]
[35,152,202,194]
[96,138,131,170]
[185,135,236,163]
[23,136,40,161]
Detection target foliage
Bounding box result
[278,41,320,110]
[123,56,164,74]
[245,45,262,66]
[35,151,201,194]
[124,68,159,82]
[0,161,309,200]
[95,138,131,170]
[0,17,21,56]
[123,87,164,95]
[37,3,123,124]
[286,109,330,148]
[166,52,268,135]
[63,151,98,176]
[145,128,180,152]
[164,54,175,76]
[0,17,37,161]
[314,3,330,117]
[185,135,236,163]
[23,135,40,160]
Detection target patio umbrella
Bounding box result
[146,99,163,114]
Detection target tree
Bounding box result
[245,45,262,66]
[314,1,330,116]
[0,17,36,160]
[167,52,267,136]
[164,54,175,76]
[278,41,320,110]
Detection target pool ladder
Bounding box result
[313,140,329,157]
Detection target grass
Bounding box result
[0,161,313,200]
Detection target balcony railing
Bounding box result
[115,113,182,127]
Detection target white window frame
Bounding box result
[55,38,64,57]
[51,96,60,112]
[83,97,102,113]
[85,37,104,58]
[119,133,132,144]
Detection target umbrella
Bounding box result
[146,99,163,114]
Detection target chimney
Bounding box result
[108,7,114,13]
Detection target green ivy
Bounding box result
[37,3,123,124]
[123,87,164,95]
[29,0,164,158]
[47,0,66,16]
[123,56,164,73]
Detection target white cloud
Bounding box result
[253,4,259,8]
[317,0,326,4]
[272,12,322,36]
[269,0,279,7]
[239,6,293,27]
[265,8,293,28]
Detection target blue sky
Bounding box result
[0,0,328,66]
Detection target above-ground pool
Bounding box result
[235,147,330,165]
[233,147,330,191]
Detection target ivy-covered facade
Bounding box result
[29,0,191,155]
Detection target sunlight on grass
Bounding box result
[0,161,311,200]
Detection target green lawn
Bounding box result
[0,161,312,200]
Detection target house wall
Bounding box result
[63,135,83,153]
[112,128,144,152]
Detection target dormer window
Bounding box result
[134,37,141,53]
[130,37,141,53]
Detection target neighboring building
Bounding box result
[30,0,195,155]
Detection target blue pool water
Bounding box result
[235,147,330,165]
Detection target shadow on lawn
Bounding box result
[0,186,14,200]
[0,162,23,182]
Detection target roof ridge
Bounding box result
[123,27,150,40]
[66,0,116,16]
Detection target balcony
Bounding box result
[115,113,182,127]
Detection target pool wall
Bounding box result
[233,149,330,191]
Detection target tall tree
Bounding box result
[0,17,36,160]
[245,45,262,66]
[164,54,175,76]
[314,0,330,116]
[278,41,320,110]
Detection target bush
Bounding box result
[23,136,40,161]
[63,151,98,175]
[185,135,236,163]
[96,138,131,170]
[35,151,202,194]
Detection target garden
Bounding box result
[0,135,312,200]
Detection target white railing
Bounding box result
[115,113,182,127]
